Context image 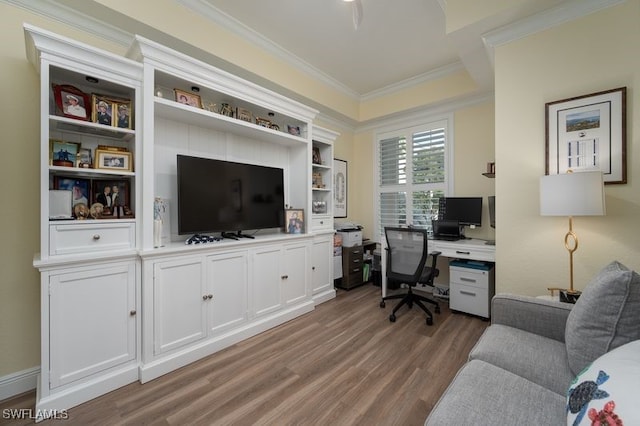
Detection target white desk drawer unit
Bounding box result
[449,261,495,319]
[49,221,136,256]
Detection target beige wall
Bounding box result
[495,0,640,295]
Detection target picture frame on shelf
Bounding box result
[312,201,327,214]
[91,179,133,219]
[287,125,301,136]
[95,148,133,172]
[236,107,252,123]
[545,87,627,184]
[76,147,92,168]
[50,140,80,167]
[269,123,280,131]
[218,103,234,117]
[334,158,347,218]
[91,94,115,126]
[174,88,202,109]
[284,209,305,234]
[312,147,322,165]
[114,100,132,129]
[255,117,271,128]
[52,84,90,121]
[54,176,90,212]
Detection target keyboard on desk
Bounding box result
[434,236,459,241]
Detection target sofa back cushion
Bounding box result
[565,261,640,375]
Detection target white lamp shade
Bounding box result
[540,171,605,216]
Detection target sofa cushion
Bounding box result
[425,360,566,426]
[469,324,573,395]
[565,261,640,375]
[566,340,640,426]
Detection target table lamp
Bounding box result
[539,170,605,303]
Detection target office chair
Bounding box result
[379,227,441,326]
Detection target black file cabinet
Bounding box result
[339,245,364,290]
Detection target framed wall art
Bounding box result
[91,94,115,126]
[50,140,80,167]
[545,87,626,184]
[333,159,347,218]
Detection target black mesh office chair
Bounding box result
[379,227,441,326]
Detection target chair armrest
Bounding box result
[491,294,573,342]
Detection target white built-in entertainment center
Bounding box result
[26,24,338,415]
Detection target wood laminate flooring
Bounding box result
[1,284,488,426]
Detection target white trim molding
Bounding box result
[0,367,39,401]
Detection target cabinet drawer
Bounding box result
[311,217,332,231]
[450,267,490,290]
[50,222,135,256]
[450,283,490,318]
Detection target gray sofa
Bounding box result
[426,261,640,425]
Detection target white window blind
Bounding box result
[376,119,450,236]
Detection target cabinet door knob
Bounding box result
[312,266,316,270]
[203,295,209,300]
[92,234,101,240]
[281,275,288,280]
[130,310,136,316]
[208,294,213,299]
[319,221,324,225]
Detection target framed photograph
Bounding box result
[174,89,202,109]
[312,146,322,165]
[54,176,90,212]
[50,140,80,167]
[91,94,115,126]
[92,179,133,218]
[77,147,92,168]
[236,107,252,123]
[95,149,133,172]
[546,87,626,184]
[256,117,271,128]
[284,209,305,234]
[333,159,347,218]
[114,100,132,129]
[287,125,301,136]
[52,84,90,121]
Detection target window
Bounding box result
[375,118,452,237]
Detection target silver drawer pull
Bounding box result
[456,250,470,255]
[460,277,477,283]
[92,234,101,240]
[460,290,476,296]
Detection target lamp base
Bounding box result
[559,290,581,304]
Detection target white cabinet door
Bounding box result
[206,251,248,334]
[49,261,136,388]
[153,257,206,355]
[251,246,283,316]
[311,235,333,295]
[282,242,309,306]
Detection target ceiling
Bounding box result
[181,0,573,97]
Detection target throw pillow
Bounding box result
[566,339,640,426]
[564,261,640,375]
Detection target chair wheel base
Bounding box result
[426,317,433,326]
[389,314,396,322]
[380,300,385,308]
[435,306,441,314]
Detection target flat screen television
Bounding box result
[177,154,285,235]
[438,197,483,227]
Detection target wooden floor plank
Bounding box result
[0,284,488,425]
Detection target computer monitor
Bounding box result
[438,197,483,227]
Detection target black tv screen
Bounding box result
[438,197,483,227]
[177,155,285,235]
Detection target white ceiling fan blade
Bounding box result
[352,0,363,30]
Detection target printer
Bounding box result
[335,222,363,247]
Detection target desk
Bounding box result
[381,238,495,298]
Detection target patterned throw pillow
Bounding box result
[566,340,640,426]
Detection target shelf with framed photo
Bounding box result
[310,127,339,233]
[149,68,310,146]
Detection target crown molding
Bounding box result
[360,61,465,101]
[177,0,361,101]
[5,0,132,46]
[482,0,626,67]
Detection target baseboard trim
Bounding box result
[0,367,39,402]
